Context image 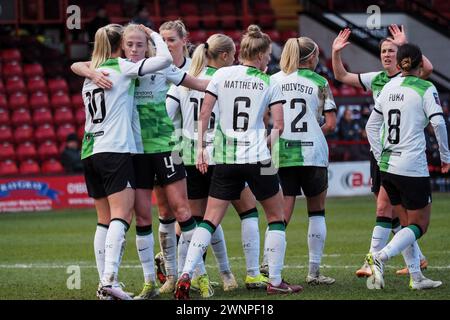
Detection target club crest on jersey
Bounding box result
[433,92,441,105]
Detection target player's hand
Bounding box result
[387,24,407,46]
[332,28,351,52]
[441,162,450,174]
[90,70,112,89]
[139,24,154,36]
[196,147,209,174]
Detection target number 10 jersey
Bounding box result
[81,57,142,159]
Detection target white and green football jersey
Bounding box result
[81,57,143,159]
[374,76,449,177]
[359,70,401,100]
[206,65,285,164]
[166,66,218,165]
[132,62,188,154]
[271,68,336,167]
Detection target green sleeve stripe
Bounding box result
[99,58,121,73]
[297,69,327,88]
[401,76,432,97]
[246,67,270,85]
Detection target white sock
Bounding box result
[211,224,230,273]
[308,216,326,275]
[370,225,391,253]
[182,226,212,277]
[102,219,128,285]
[376,227,418,262]
[94,224,108,280]
[158,219,177,277]
[265,227,286,286]
[136,227,155,283]
[416,243,426,261]
[261,226,269,266]
[401,241,422,281]
[241,217,261,277]
[178,219,197,276]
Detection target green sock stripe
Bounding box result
[97,223,109,229]
[376,216,392,229]
[268,221,286,232]
[159,218,176,224]
[110,218,129,231]
[199,221,216,234]
[407,224,423,240]
[239,208,258,220]
[179,217,197,232]
[136,225,152,236]
[391,217,400,229]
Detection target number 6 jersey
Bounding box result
[81,57,143,159]
[206,65,285,164]
[271,68,336,167]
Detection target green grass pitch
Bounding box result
[1,194,449,300]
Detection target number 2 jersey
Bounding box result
[373,76,450,177]
[166,66,218,165]
[271,69,336,167]
[81,57,144,159]
[206,65,285,164]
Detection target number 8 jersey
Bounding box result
[271,68,336,167]
[206,65,285,164]
[374,76,449,177]
[81,57,144,159]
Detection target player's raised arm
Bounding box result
[331,29,363,88]
[71,61,112,89]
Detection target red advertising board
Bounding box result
[0,175,94,212]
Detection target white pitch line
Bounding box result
[1,263,450,270]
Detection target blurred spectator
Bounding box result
[131,5,155,29]
[425,124,441,167]
[61,133,83,173]
[358,105,371,139]
[87,6,111,42]
[338,107,362,140]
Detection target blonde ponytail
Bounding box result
[91,24,123,69]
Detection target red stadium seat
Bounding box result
[0,94,6,109]
[0,125,13,142]
[27,76,47,93]
[71,94,84,110]
[16,142,38,161]
[0,80,4,94]
[11,108,32,126]
[217,2,236,15]
[281,30,299,42]
[2,62,23,79]
[8,92,28,109]
[104,3,123,16]
[13,124,34,144]
[0,142,15,161]
[340,84,358,96]
[29,91,50,109]
[266,30,281,43]
[202,15,220,29]
[48,78,69,93]
[189,30,208,44]
[35,123,56,143]
[0,107,9,125]
[329,84,340,97]
[1,49,21,62]
[51,92,71,109]
[5,76,26,95]
[0,159,19,176]
[180,3,199,15]
[19,159,40,175]
[23,63,44,78]
[41,158,64,174]
[54,107,73,125]
[77,125,84,141]
[32,107,53,125]
[221,16,239,29]
[182,16,201,30]
[257,14,275,28]
[75,108,85,125]
[56,123,76,142]
[38,140,59,160]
